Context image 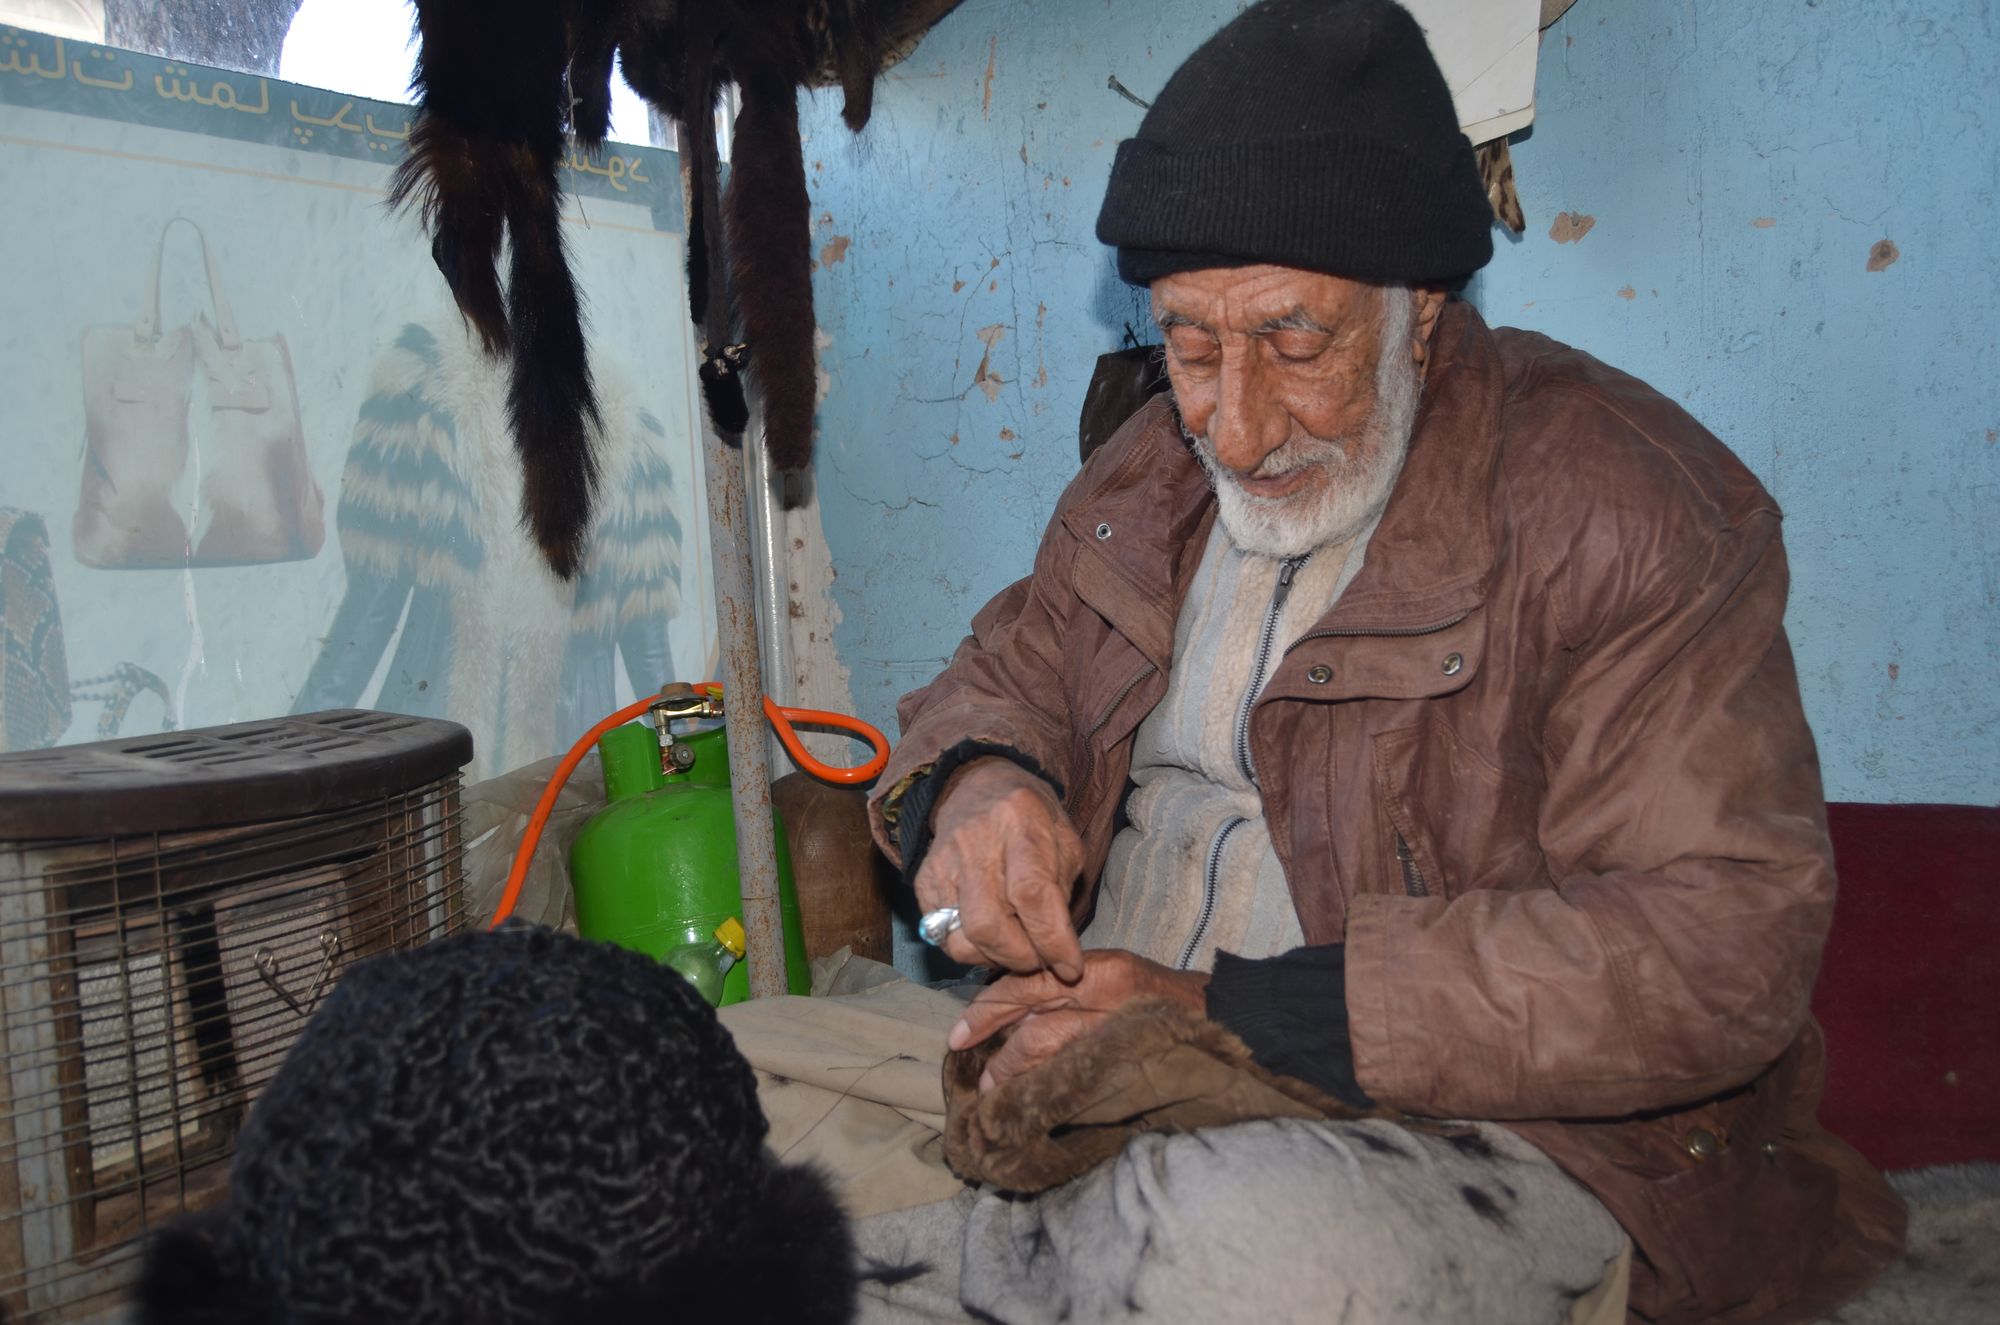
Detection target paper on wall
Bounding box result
[1402,0,1541,145]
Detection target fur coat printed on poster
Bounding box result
[0,508,72,752]
[292,315,685,781]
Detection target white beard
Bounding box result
[1187,290,1422,559]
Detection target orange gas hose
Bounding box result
[763,700,891,785]
[488,685,889,929]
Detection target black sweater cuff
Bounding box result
[892,740,1063,885]
[1206,944,1374,1111]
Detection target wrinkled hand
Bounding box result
[948,949,1212,1093]
[914,758,1086,980]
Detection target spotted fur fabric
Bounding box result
[133,925,857,1325]
[1820,1164,2000,1324]
[1477,137,1526,234]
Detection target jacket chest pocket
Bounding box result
[1369,713,1549,898]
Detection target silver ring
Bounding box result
[917,907,962,948]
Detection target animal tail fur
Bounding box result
[393,0,563,354]
[393,0,601,579]
[389,119,511,357]
[724,47,818,471]
[502,169,601,580]
[679,4,730,340]
[566,16,620,150]
[827,0,890,131]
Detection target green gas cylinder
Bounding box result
[569,721,811,1004]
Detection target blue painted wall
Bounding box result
[801,0,1999,805]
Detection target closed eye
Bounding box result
[1264,331,1331,362]
[1165,326,1221,365]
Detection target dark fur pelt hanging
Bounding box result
[393,0,958,580]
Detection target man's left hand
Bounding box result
[947,949,1211,1093]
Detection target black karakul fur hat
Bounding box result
[133,925,857,1325]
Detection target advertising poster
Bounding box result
[0,26,716,779]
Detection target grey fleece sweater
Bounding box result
[1082,514,1373,971]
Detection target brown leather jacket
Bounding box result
[869,301,1904,1323]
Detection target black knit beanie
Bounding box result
[1098,0,1494,287]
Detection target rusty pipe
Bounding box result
[699,413,789,1000]
[679,125,788,1000]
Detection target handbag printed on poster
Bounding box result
[75,218,324,569]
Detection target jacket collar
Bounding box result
[1064,299,1506,657]
[1060,398,1213,670]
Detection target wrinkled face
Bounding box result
[1152,264,1438,558]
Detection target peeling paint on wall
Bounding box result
[813,326,836,407]
[973,322,1008,402]
[1548,210,1595,243]
[1034,301,1049,387]
[799,0,1998,812]
[981,33,997,120]
[1474,0,1998,803]
[781,493,863,767]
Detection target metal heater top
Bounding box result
[0,710,475,840]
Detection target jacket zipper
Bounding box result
[1235,552,1312,782]
[1285,612,1465,900]
[1394,832,1429,898]
[1070,661,1158,819]
[1178,816,1246,970]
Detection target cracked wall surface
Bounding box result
[798,0,1226,750]
[1472,0,1997,803]
[800,0,1997,808]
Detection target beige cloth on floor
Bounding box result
[719,953,1630,1324]
[716,951,965,1218]
[1573,1241,1631,1325]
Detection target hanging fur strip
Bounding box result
[393,0,964,579]
[720,25,820,476]
[392,0,599,579]
[1475,137,1526,235]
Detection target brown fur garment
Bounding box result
[391,1,964,579]
[392,0,598,579]
[719,19,819,470]
[943,999,1395,1195]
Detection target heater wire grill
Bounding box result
[1,713,471,1324]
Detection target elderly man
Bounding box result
[862,2,1902,1323]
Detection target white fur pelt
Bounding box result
[1819,1163,2000,1324]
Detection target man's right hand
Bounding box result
[912,757,1086,981]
